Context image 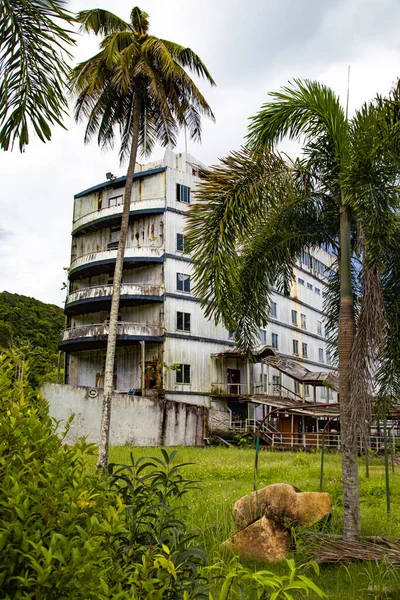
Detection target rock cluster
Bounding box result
[223,483,331,563]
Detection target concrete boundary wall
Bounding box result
[42,383,206,446]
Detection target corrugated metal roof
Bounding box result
[264,356,339,390]
[74,167,166,199]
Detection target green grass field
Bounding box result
[104,446,400,599]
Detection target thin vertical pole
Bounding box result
[384,413,390,514]
[320,434,325,491]
[57,351,62,384]
[365,440,369,478]
[253,431,260,492]
[140,340,145,396]
[391,429,395,474]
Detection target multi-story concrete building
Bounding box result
[57,149,337,444]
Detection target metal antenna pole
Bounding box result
[345,66,351,120]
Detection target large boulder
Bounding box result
[222,516,291,563]
[233,483,331,529]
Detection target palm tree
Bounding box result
[69,6,215,470]
[187,80,400,540]
[0,0,74,151]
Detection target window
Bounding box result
[321,386,326,400]
[270,302,277,318]
[176,184,190,204]
[108,226,120,249]
[176,364,191,383]
[259,329,267,345]
[271,333,278,349]
[326,350,331,365]
[301,313,307,329]
[176,273,190,292]
[305,384,310,396]
[298,277,305,286]
[302,342,308,358]
[322,290,327,298]
[108,195,123,207]
[293,339,299,355]
[291,310,298,325]
[307,282,313,290]
[294,381,300,395]
[228,330,235,339]
[315,287,321,295]
[301,251,311,267]
[176,233,186,252]
[317,321,322,336]
[318,348,324,362]
[177,311,191,332]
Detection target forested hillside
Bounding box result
[0,291,65,386]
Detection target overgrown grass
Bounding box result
[102,447,400,599]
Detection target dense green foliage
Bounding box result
[0,352,209,599]
[0,291,64,386]
[0,352,112,599]
[0,352,327,599]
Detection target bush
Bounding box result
[0,352,208,599]
[0,352,115,599]
[105,451,207,598]
[0,352,326,599]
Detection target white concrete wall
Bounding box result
[42,383,206,446]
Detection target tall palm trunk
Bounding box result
[97,89,142,470]
[338,204,359,540]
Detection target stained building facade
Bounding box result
[59,149,337,413]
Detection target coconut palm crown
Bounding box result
[69,6,215,470]
[186,80,400,540]
[70,7,215,162]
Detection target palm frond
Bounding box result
[248,79,348,171]
[0,0,74,151]
[130,7,149,36]
[161,39,216,86]
[186,146,311,347]
[76,9,129,35]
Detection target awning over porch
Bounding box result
[264,356,339,391]
[211,345,277,362]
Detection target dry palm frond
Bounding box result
[349,263,385,442]
[307,533,400,564]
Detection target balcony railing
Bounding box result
[211,381,306,400]
[211,382,251,395]
[69,245,164,274]
[59,322,165,345]
[72,198,165,233]
[66,283,164,307]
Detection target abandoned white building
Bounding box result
[48,149,339,446]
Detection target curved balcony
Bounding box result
[65,283,164,315]
[59,322,165,351]
[72,198,165,235]
[69,246,165,280]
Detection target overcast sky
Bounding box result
[2,0,400,307]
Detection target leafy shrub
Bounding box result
[0,352,114,599]
[207,556,326,599]
[0,352,329,599]
[105,450,208,599]
[233,432,254,447]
